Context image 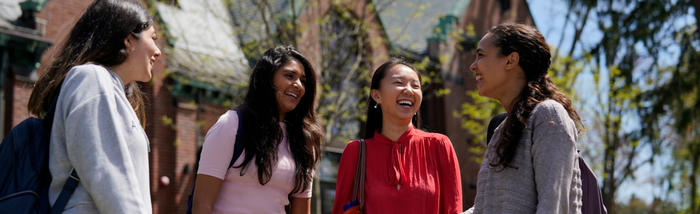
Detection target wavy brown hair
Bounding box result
[235,46,323,194]
[487,23,582,169]
[28,0,151,125]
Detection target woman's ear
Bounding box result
[123,34,135,51]
[370,89,381,104]
[505,52,520,69]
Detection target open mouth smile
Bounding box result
[285,91,299,99]
[397,99,413,107]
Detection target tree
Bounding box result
[583,1,688,212]
[639,23,700,213]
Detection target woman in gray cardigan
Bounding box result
[464,23,583,214]
[27,0,161,213]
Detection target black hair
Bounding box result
[29,0,153,124]
[363,57,422,139]
[235,46,323,194]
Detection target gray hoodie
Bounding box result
[48,64,151,214]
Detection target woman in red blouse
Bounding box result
[332,58,463,214]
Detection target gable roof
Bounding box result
[155,0,249,90]
[374,0,470,52]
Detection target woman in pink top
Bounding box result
[192,46,323,214]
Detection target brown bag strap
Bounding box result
[350,139,366,211]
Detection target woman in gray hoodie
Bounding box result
[27,0,161,213]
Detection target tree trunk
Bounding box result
[602,110,617,213]
[690,147,698,214]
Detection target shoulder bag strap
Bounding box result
[350,139,366,211]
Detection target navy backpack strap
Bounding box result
[50,169,79,214]
[486,113,507,145]
[43,83,81,213]
[228,109,245,168]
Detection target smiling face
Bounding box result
[371,64,422,122]
[469,33,510,99]
[273,59,306,120]
[123,25,161,83]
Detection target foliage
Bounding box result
[454,89,502,163]
[561,0,698,212]
[455,0,697,212]
[315,6,372,145]
[615,195,680,214]
[639,23,700,213]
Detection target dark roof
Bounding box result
[155,0,249,89]
[374,0,471,52]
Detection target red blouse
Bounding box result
[332,127,462,214]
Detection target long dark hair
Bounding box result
[235,46,323,194]
[363,58,422,139]
[488,23,582,169]
[28,0,152,125]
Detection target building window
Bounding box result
[319,150,342,213]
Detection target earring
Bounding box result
[374,103,378,109]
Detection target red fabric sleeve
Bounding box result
[436,135,463,214]
[331,140,360,214]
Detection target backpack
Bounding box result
[487,113,607,214]
[0,87,80,214]
[186,109,245,214]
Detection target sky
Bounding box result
[527,0,696,206]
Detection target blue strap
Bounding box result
[46,83,79,214]
[228,109,245,168]
[50,169,80,214]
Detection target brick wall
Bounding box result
[173,101,197,214]
[5,0,92,129]
[34,0,93,77]
[146,21,175,213]
[434,0,536,207]
[8,79,33,127]
[152,100,229,213]
[295,0,390,76]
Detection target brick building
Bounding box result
[0,0,535,213]
[421,0,536,207]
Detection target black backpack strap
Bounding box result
[486,113,507,145]
[50,169,79,214]
[186,108,245,214]
[228,108,245,168]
